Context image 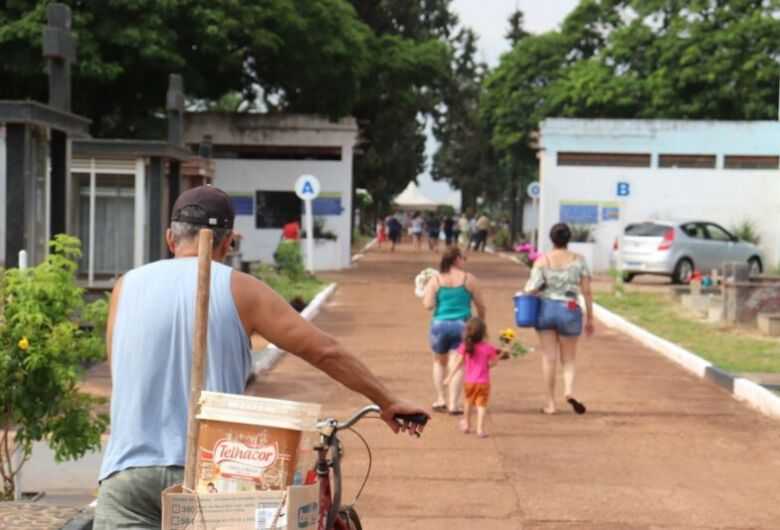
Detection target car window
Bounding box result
[625,223,670,236]
[681,223,705,239]
[705,224,733,242]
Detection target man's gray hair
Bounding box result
[171,206,231,247]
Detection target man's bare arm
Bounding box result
[232,272,424,430]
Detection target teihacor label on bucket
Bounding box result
[208,439,278,477]
[194,391,321,494]
[196,419,299,493]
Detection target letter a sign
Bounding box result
[295,175,321,200]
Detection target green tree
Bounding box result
[348,0,453,214]
[432,28,500,213]
[0,235,108,500]
[483,0,780,175]
[0,0,373,137]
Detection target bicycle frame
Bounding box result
[314,404,380,530]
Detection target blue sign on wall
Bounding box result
[300,196,343,216]
[602,207,619,221]
[617,181,631,197]
[230,195,254,216]
[560,203,598,224]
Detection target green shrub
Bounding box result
[313,217,337,240]
[273,240,306,280]
[492,227,511,250]
[731,220,761,245]
[0,235,108,500]
[254,264,325,306]
[570,224,595,242]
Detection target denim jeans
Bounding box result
[93,466,184,529]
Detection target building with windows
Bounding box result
[537,118,780,272]
[184,112,358,270]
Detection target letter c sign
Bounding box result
[617,182,630,197]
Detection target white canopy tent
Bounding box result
[392,181,438,211]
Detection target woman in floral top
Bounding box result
[524,223,594,415]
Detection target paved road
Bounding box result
[248,246,780,529]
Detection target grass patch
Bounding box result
[254,264,326,305]
[351,232,374,252]
[595,292,780,373]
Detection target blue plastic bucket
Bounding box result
[513,294,540,327]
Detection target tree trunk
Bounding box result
[509,170,517,245]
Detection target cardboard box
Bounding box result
[162,483,319,530]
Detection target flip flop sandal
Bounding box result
[432,403,447,412]
[567,398,587,415]
[448,409,464,416]
[539,407,556,415]
[477,432,490,438]
[459,419,471,433]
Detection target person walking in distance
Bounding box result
[422,247,486,415]
[457,213,470,249]
[443,215,455,247]
[376,217,387,250]
[476,212,490,252]
[468,215,478,251]
[524,223,594,415]
[443,317,503,437]
[410,211,424,252]
[386,213,402,252]
[425,212,440,251]
[93,185,427,529]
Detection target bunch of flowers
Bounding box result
[414,267,438,298]
[515,244,542,268]
[498,327,531,359]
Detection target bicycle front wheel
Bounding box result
[338,506,362,530]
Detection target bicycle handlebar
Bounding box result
[325,405,429,435]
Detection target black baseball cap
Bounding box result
[171,185,235,229]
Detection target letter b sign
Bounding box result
[616,182,630,197]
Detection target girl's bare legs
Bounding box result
[559,336,579,400]
[476,405,488,435]
[461,400,473,432]
[432,354,447,407]
[538,331,560,413]
[447,351,464,412]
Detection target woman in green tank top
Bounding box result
[423,247,486,414]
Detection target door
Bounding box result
[77,173,135,279]
[702,223,738,272]
[678,223,710,271]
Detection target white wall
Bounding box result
[215,156,353,267]
[538,119,780,271]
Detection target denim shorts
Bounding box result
[535,298,582,337]
[429,319,465,354]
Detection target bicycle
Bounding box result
[312,405,428,530]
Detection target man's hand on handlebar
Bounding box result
[381,401,429,437]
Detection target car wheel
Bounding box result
[747,257,762,277]
[622,272,635,283]
[672,258,694,284]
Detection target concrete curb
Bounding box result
[351,238,377,263]
[594,303,780,421]
[251,283,338,373]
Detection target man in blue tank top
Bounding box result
[94,185,428,529]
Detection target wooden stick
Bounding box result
[183,228,213,491]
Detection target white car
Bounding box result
[611,220,764,284]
